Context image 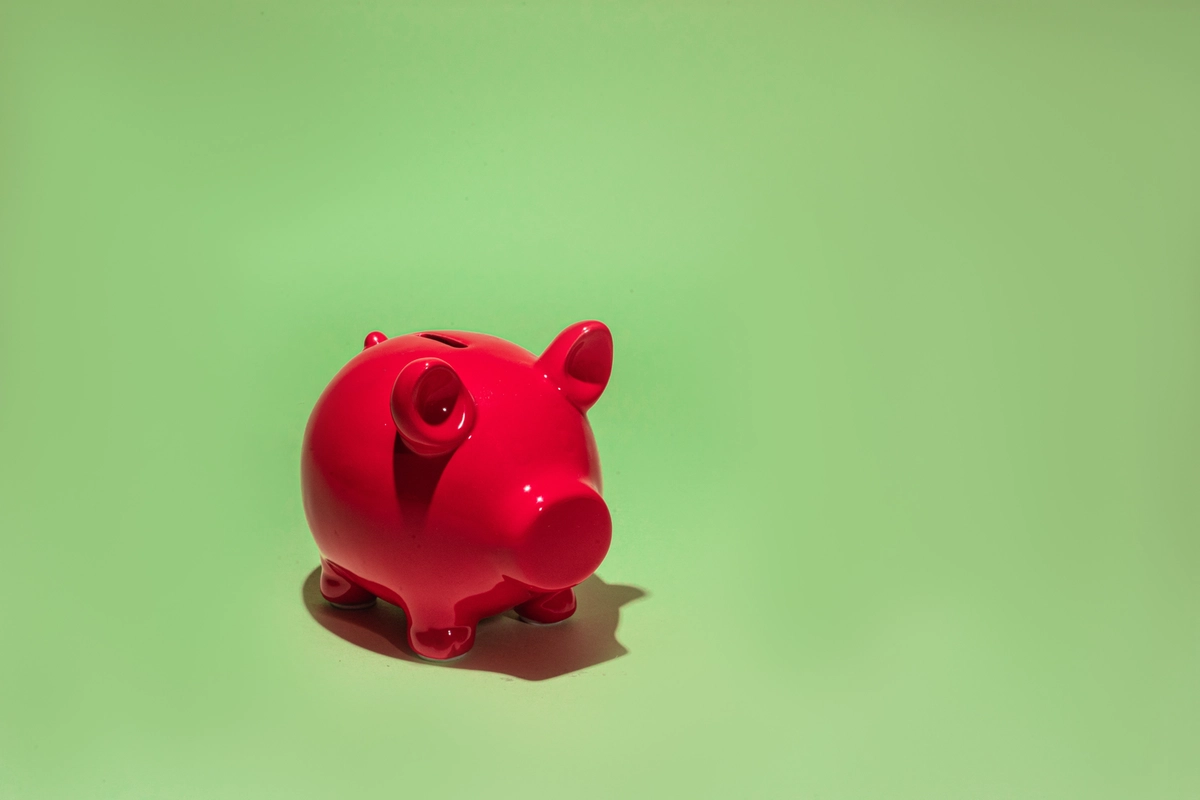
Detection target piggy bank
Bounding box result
[301,321,614,661]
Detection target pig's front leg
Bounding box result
[515,587,577,625]
[405,604,477,661]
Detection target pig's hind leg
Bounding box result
[318,559,377,609]
[515,587,577,625]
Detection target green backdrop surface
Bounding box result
[2,2,1198,798]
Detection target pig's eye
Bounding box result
[414,366,460,426]
[391,357,477,457]
[419,333,467,348]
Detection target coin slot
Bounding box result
[419,333,468,348]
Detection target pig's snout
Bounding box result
[516,490,612,592]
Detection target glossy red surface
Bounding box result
[301,322,613,661]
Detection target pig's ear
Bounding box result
[391,358,476,456]
[537,320,613,412]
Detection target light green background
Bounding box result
[2,2,1197,797]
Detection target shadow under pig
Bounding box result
[301,568,647,681]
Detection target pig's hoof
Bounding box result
[319,560,377,609]
[514,587,576,625]
[328,598,376,610]
[516,615,569,627]
[413,651,468,664]
[410,624,475,661]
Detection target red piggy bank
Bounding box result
[301,321,614,661]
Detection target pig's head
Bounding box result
[388,321,614,592]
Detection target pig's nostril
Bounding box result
[517,495,612,591]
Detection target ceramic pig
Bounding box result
[301,322,614,661]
